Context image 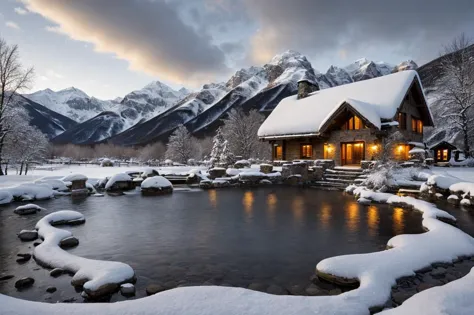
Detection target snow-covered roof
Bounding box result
[258,70,426,139]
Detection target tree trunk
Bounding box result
[25,162,29,175]
[462,114,471,157]
[19,161,24,175]
[4,161,8,175]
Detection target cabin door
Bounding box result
[341,142,365,165]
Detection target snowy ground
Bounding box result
[432,166,474,183]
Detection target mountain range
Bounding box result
[21,51,421,146]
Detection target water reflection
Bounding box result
[292,195,305,224]
[345,202,360,233]
[208,190,217,208]
[393,207,405,235]
[367,206,379,237]
[243,191,254,219]
[266,193,277,224]
[319,202,332,229]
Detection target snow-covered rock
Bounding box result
[141,176,172,189]
[61,174,88,182]
[105,173,133,191]
[14,204,45,215]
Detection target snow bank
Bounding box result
[34,211,135,297]
[0,183,55,202]
[61,174,88,182]
[141,176,172,189]
[105,173,132,190]
[0,190,13,204]
[317,193,473,311]
[426,174,461,189]
[34,178,69,191]
[450,182,474,196]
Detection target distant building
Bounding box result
[430,141,458,163]
[258,70,434,166]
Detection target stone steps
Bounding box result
[310,181,348,190]
[324,173,360,179]
[322,178,354,184]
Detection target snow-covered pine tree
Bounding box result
[165,125,197,164]
[210,128,225,166]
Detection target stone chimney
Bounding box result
[297,79,319,100]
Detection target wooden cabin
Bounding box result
[430,141,457,163]
[258,70,433,166]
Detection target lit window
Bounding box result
[301,144,312,159]
[343,115,364,130]
[411,117,423,134]
[274,145,283,160]
[442,149,448,161]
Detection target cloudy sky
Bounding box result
[1,0,473,99]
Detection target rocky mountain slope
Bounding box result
[25,87,117,122]
[52,111,128,144]
[14,95,78,138]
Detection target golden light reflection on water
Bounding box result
[266,193,277,224]
[292,195,305,223]
[367,206,379,237]
[345,202,360,233]
[243,191,254,217]
[208,190,217,208]
[393,207,405,235]
[320,202,331,229]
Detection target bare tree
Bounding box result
[221,109,265,159]
[4,108,48,174]
[165,125,197,163]
[0,38,34,174]
[437,34,474,157]
[139,142,166,161]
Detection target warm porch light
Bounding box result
[371,144,378,152]
[398,145,404,152]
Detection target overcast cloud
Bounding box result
[2,0,474,98]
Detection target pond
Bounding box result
[1,187,471,303]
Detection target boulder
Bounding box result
[234,160,251,169]
[15,277,35,289]
[46,286,57,293]
[18,230,38,241]
[14,204,45,215]
[141,176,173,196]
[50,268,64,278]
[146,284,166,296]
[16,253,31,263]
[199,180,213,189]
[120,283,136,296]
[208,168,227,179]
[60,236,79,248]
[0,274,14,281]
[266,284,288,295]
[447,195,460,205]
[259,164,273,174]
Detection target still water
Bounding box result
[1,187,464,302]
